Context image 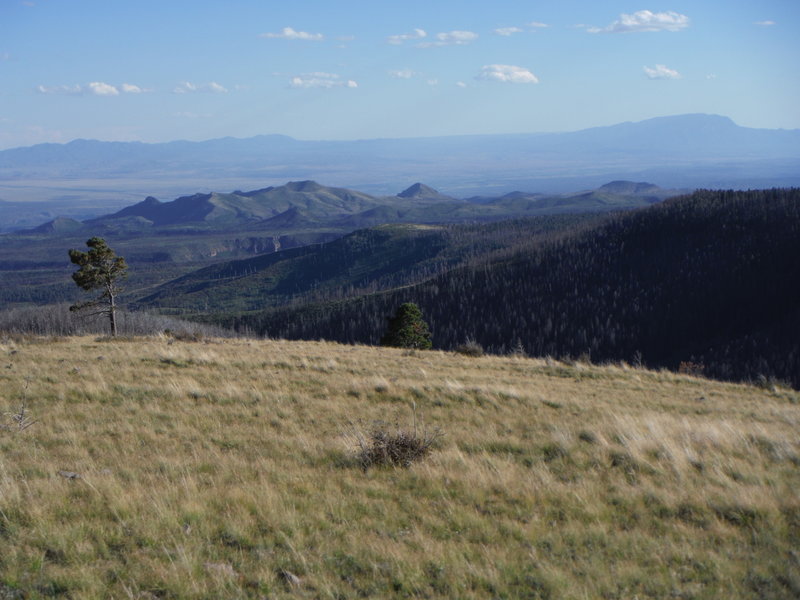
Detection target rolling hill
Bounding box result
[82,181,383,230]
[18,179,678,236]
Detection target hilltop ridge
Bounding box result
[14,179,680,234]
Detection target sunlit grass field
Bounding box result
[0,335,798,599]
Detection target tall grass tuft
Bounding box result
[351,404,443,468]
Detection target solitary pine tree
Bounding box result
[68,237,128,336]
[380,302,432,349]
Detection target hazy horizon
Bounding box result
[2,112,799,152]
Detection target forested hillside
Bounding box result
[135,215,601,314]
[221,189,800,387]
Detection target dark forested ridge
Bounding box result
[134,215,601,314]
[221,189,800,388]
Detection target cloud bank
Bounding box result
[590,10,689,33]
[173,81,228,94]
[419,31,478,47]
[35,82,148,96]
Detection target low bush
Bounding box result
[351,407,443,469]
[678,361,705,377]
[455,339,484,357]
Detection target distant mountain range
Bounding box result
[1,114,798,210]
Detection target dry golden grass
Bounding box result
[0,335,798,599]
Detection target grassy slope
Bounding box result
[0,336,798,599]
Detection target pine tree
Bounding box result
[380,302,432,349]
[68,237,128,336]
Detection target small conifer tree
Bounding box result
[380,302,432,349]
[68,237,128,336]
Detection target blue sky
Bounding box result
[1,0,797,149]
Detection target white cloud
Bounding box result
[418,30,478,47]
[261,27,324,41]
[121,83,147,94]
[528,21,550,29]
[441,30,478,44]
[289,72,357,89]
[476,64,539,84]
[173,81,228,94]
[36,82,138,96]
[643,64,681,80]
[389,68,415,79]
[754,20,776,26]
[456,81,467,88]
[205,82,228,93]
[387,28,427,45]
[0,52,10,61]
[86,82,119,96]
[494,27,522,36]
[427,79,439,86]
[36,84,82,95]
[173,81,197,93]
[591,10,689,33]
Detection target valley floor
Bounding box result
[0,336,798,598]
